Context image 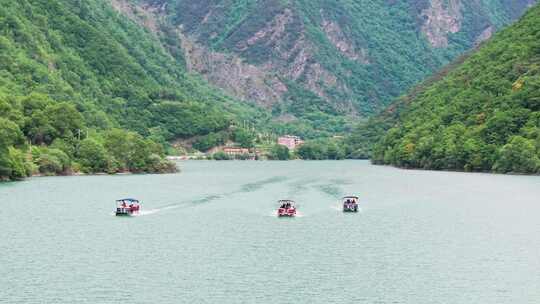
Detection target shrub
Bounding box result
[269,145,290,160]
[78,138,110,173]
[212,151,230,160]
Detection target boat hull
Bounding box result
[277,208,296,217]
[115,212,134,216]
[115,208,139,216]
[343,205,359,212]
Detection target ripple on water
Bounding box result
[239,176,288,193]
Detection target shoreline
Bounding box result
[373,162,540,177]
[21,166,180,181]
[25,171,180,180]
[4,160,537,182]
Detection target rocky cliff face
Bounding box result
[419,0,537,47]
[421,0,463,47]
[111,0,536,119]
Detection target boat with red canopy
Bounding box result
[115,198,141,216]
[277,200,297,217]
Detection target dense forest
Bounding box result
[369,4,540,174]
[0,0,265,180]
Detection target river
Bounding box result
[1,160,539,303]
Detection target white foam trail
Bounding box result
[268,211,279,217]
[268,211,305,217]
[135,209,160,216]
[161,205,180,211]
[295,211,305,217]
[330,205,342,211]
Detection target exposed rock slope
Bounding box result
[114,0,535,120]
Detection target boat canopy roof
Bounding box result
[278,199,295,203]
[342,196,359,200]
[116,198,140,203]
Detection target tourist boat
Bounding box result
[342,196,359,212]
[277,200,297,217]
[115,198,141,216]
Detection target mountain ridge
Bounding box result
[125,0,536,119]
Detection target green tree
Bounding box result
[297,142,325,160]
[270,145,290,160]
[127,135,152,172]
[0,119,27,180]
[4,148,29,180]
[212,151,230,160]
[193,132,227,152]
[0,118,25,148]
[494,136,540,173]
[326,143,345,160]
[233,128,256,148]
[45,102,84,141]
[78,138,109,173]
[103,129,132,169]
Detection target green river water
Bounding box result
[1,160,539,303]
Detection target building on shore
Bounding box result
[222,147,250,156]
[277,135,304,150]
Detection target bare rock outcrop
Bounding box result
[180,32,288,107]
[321,20,369,63]
[421,0,462,48]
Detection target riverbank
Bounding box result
[0,161,179,183]
[376,161,540,176]
[28,166,179,178]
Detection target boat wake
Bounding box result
[330,205,342,212]
[114,176,307,217]
[135,209,161,216]
[316,184,343,197]
[239,176,288,193]
[267,211,305,217]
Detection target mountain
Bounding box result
[0,0,263,180]
[118,0,535,122]
[370,4,540,174]
[1,0,537,180]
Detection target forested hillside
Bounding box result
[371,4,540,174]
[1,0,538,180]
[130,0,534,123]
[0,0,263,180]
